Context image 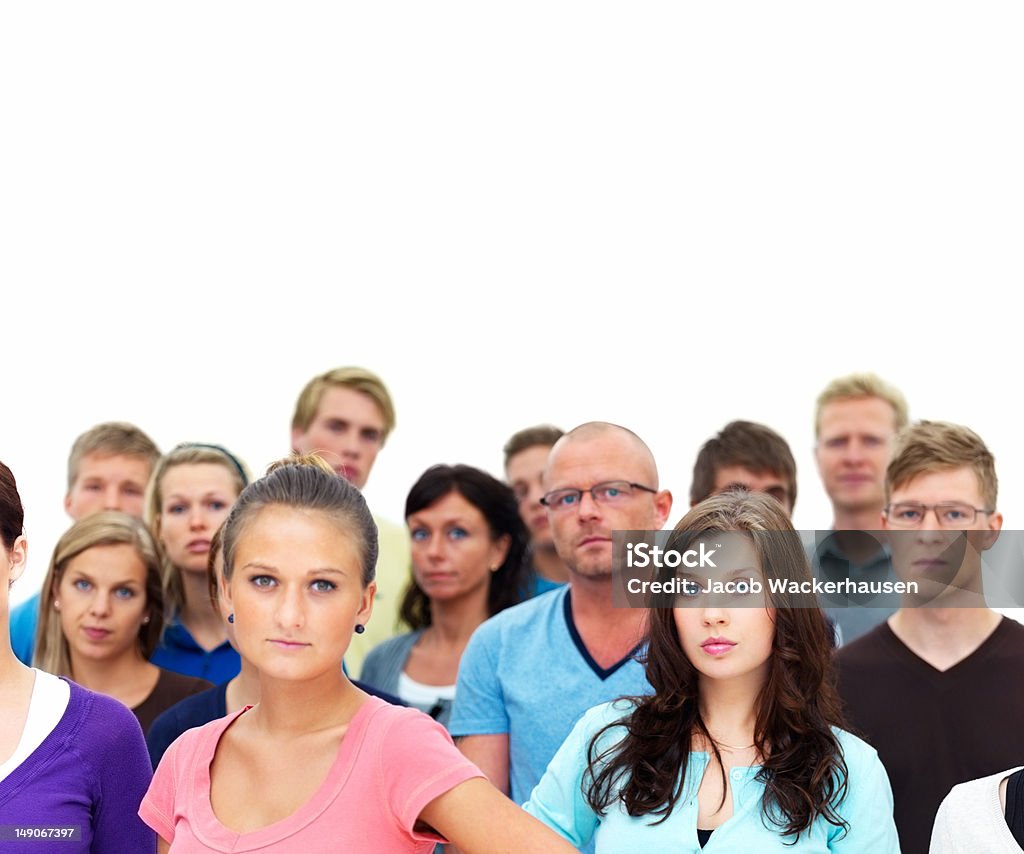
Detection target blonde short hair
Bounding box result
[291,367,396,443]
[814,373,908,438]
[67,422,160,490]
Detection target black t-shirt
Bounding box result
[836,617,1024,854]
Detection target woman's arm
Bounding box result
[420,778,577,854]
[158,838,170,854]
[457,733,510,795]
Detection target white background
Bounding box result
[3,2,1021,608]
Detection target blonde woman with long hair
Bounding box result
[1,461,155,851]
[34,511,211,731]
[146,442,248,682]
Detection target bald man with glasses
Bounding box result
[450,422,671,854]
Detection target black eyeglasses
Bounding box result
[884,502,995,529]
[540,481,657,512]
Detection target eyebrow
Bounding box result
[67,570,143,586]
[241,563,348,575]
[679,566,761,578]
[165,490,232,501]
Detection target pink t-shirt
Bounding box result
[139,696,483,853]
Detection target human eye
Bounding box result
[166,503,187,515]
[208,499,228,511]
[596,483,629,501]
[410,527,429,542]
[511,484,529,502]
[547,490,577,509]
[448,527,469,541]
[941,505,970,524]
[250,575,276,589]
[123,484,144,496]
[893,504,923,523]
[731,578,760,599]
[83,481,103,492]
[824,437,847,449]
[114,586,137,600]
[310,578,337,593]
[360,427,382,444]
[675,577,703,602]
[327,419,349,434]
[72,578,92,592]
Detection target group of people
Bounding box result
[0,365,1021,853]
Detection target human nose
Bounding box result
[842,439,867,465]
[89,589,112,616]
[916,507,947,536]
[701,604,729,625]
[574,489,602,519]
[274,584,305,628]
[189,506,209,530]
[421,531,446,561]
[336,432,361,459]
[104,484,122,511]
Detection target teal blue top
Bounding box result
[524,700,900,853]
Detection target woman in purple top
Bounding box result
[0,460,155,852]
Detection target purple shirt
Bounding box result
[0,680,155,852]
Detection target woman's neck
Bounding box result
[251,670,364,738]
[0,644,33,698]
[225,658,261,712]
[178,569,228,650]
[424,589,490,646]
[697,672,764,749]
[70,646,154,698]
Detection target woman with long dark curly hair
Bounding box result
[525,491,899,852]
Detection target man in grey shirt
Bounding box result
[812,372,908,644]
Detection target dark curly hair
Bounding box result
[586,491,849,840]
[400,464,529,630]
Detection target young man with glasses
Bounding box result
[451,422,671,854]
[836,421,1024,854]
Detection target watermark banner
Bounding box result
[611,529,1024,608]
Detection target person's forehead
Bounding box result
[506,445,552,479]
[712,464,786,488]
[544,433,651,486]
[818,396,897,436]
[890,466,985,504]
[315,385,385,423]
[75,452,153,482]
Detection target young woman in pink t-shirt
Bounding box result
[140,455,574,854]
